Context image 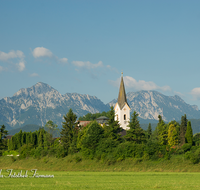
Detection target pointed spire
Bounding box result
[117,73,128,109]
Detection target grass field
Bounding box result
[0,171,200,190]
[1,155,200,189]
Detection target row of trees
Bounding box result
[0,107,199,164]
[155,114,193,147]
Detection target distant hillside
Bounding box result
[8,124,43,135]
[141,118,200,135]
[190,119,200,134]
[0,121,12,131]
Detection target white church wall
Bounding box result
[114,103,130,130]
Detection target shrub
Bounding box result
[33,146,43,159]
[115,142,137,159]
[189,148,200,164]
[48,147,57,156]
[184,151,191,160]
[41,149,48,157]
[96,138,118,160]
[19,144,33,159]
[104,154,117,165]
[11,156,17,162]
[164,151,171,160]
[181,143,192,152]
[74,154,82,163]
[3,150,19,156]
[145,140,160,159]
[56,145,67,158]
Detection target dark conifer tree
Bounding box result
[147,123,152,139]
[38,130,44,147]
[0,125,8,150]
[26,133,30,145]
[104,106,121,141]
[60,109,79,152]
[21,132,26,146]
[17,130,23,148]
[185,121,193,144]
[179,114,188,145]
[125,111,146,144]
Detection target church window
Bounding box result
[124,114,126,120]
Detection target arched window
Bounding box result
[124,114,126,120]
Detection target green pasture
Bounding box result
[0,171,200,190]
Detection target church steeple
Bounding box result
[114,72,131,130]
[117,72,128,109]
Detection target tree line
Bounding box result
[0,107,200,164]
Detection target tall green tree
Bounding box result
[168,124,179,147]
[60,109,79,152]
[38,129,44,147]
[147,123,152,139]
[125,111,146,144]
[0,125,8,150]
[17,130,23,148]
[104,106,121,141]
[179,114,188,145]
[81,121,104,153]
[185,121,193,144]
[156,115,168,145]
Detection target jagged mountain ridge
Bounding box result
[1,83,200,129]
[0,82,109,128]
[108,90,200,122]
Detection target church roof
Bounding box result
[96,116,109,124]
[117,73,129,109]
[96,116,109,120]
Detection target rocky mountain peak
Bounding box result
[1,84,200,129]
[13,82,58,98]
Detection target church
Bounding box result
[114,73,131,130]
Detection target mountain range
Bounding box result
[0,82,200,130]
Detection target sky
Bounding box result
[1,0,200,109]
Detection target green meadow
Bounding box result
[1,171,200,190]
[1,156,200,189]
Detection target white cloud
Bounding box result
[59,58,68,63]
[190,87,200,100]
[32,47,69,65]
[30,73,39,77]
[0,50,24,61]
[72,61,103,70]
[110,76,171,92]
[16,61,25,72]
[32,47,53,58]
[0,50,26,72]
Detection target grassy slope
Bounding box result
[0,154,200,172]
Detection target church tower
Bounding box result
[114,72,131,130]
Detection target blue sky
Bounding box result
[1,0,200,109]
